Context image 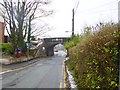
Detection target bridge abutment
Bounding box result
[46,47,54,56]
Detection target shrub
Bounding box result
[66,23,119,89]
[64,28,92,49]
[0,43,13,54]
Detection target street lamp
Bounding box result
[65,30,72,33]
[65,31,72,37]
[65,9,74,37]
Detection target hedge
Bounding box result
[65,23,119,89]
[0,43,13,54]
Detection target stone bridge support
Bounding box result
[45,46,54,56]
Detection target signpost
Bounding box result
[26,42,30,60]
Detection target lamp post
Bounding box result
[65,8,75,37]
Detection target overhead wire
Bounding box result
[73,0,80,15]
[79,8,117,14]
[78,0,118,13]
[73,0,118,34]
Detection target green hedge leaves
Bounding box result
[0,43,13,54]
[65,23,119,89]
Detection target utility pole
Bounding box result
[72,9,74,36]
[118,1,120,25]
[72,0,80,37]
[118,1,120,90]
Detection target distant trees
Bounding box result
[0,0,53,57]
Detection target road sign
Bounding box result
[26,42,30,48]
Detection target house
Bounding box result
[0,15,4,43]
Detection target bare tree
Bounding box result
[0,0,53,56]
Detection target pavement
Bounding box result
[0,59,9,63]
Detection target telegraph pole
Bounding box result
[118,3,120,29]
[72,0,80,36]
[72,9,74,36]
[118,1,120,90]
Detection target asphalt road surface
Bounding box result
[1,53,66,88]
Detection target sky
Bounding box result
[0,0,119,38]
[39,0,74,38]
[40,0,119,38]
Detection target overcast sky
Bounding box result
[39,0,74,38]
[41,0,119,38]
[0,0,119,38]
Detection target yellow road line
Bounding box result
[60,60,65,89]
[1,62,36,74]
[64,66,66,89]
[59,80,62,90]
